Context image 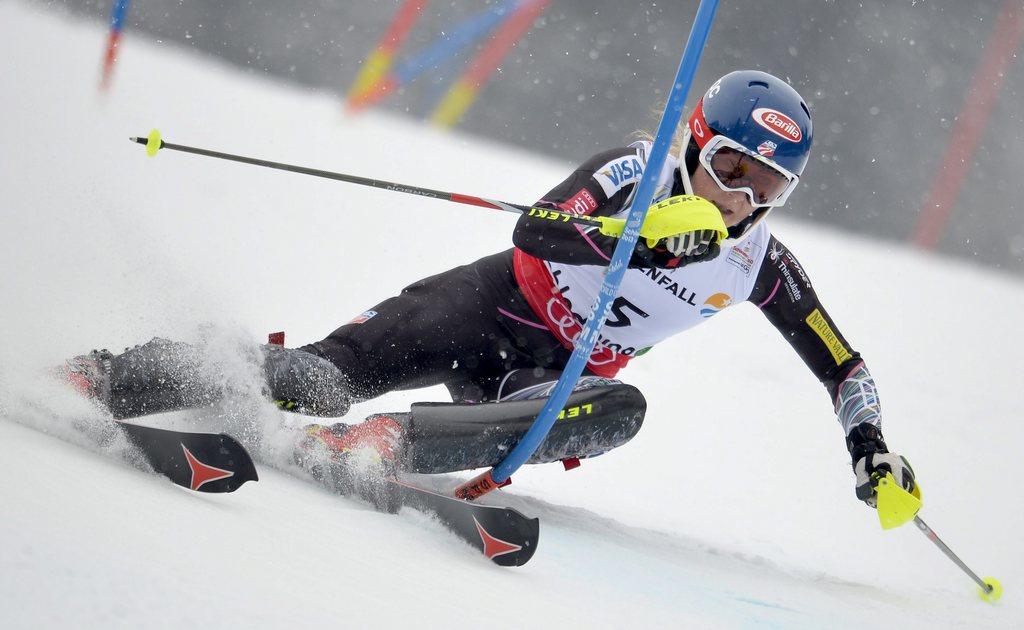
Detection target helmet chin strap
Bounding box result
[675,127,773,247]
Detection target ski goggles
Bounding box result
[698,134,800,208]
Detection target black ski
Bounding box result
[116,420,259,493]
[291,385,643,567]
[295,455,540,566]
[12,391,259,493]
[386,479,539,567]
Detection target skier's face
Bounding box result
[690,164,758,227]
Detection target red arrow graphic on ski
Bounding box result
[181,444,235,491]
[473,516,523,559]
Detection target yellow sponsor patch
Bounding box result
[805,308,852,365]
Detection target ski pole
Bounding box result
[874,472,1002,602]
[129,130,612,233]
[913,516,1003,603]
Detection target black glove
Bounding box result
[846,423,916,507]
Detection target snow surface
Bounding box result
[1,3,1021,628]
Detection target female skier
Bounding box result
[67,70,915,508]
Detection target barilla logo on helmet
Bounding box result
[752,108,802,142]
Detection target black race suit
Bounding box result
[301,146,877,433]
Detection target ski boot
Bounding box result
[61,349,113,403]
[54,349,122,444]
[58,338,350,421]
[57,339,221,420]
[297,414,406,513]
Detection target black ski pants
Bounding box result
[300,249,581,404]
[92,250,599,421]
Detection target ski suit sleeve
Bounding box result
[512,146,686,268]
[749,235,882,435]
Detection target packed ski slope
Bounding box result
[1,3,1020,627]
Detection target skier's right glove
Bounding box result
[633,231,721,267]
[846,423,916,507]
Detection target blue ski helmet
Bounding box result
[680,70,813,242]
[688,70,813,176]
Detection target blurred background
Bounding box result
[3,4,1023,624]
[43,0,1024,274]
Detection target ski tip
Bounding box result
[116,421,259,493]
[488,515,539,567]
[214,432,260,489]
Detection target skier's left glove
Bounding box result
[846,423,916,507]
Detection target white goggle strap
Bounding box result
[677,127,697,197]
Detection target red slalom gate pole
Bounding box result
[345,0,427,111]
[911,0,1024,249]
[99,0,132,90]
[430,0,551,128]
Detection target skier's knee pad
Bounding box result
[263,345,350,417]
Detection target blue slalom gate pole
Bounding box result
[392,0,519,86]
[455,0,721,500]
[349,0,520,111]
[109,0,131,30]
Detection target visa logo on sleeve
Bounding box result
[593,155,644,198]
